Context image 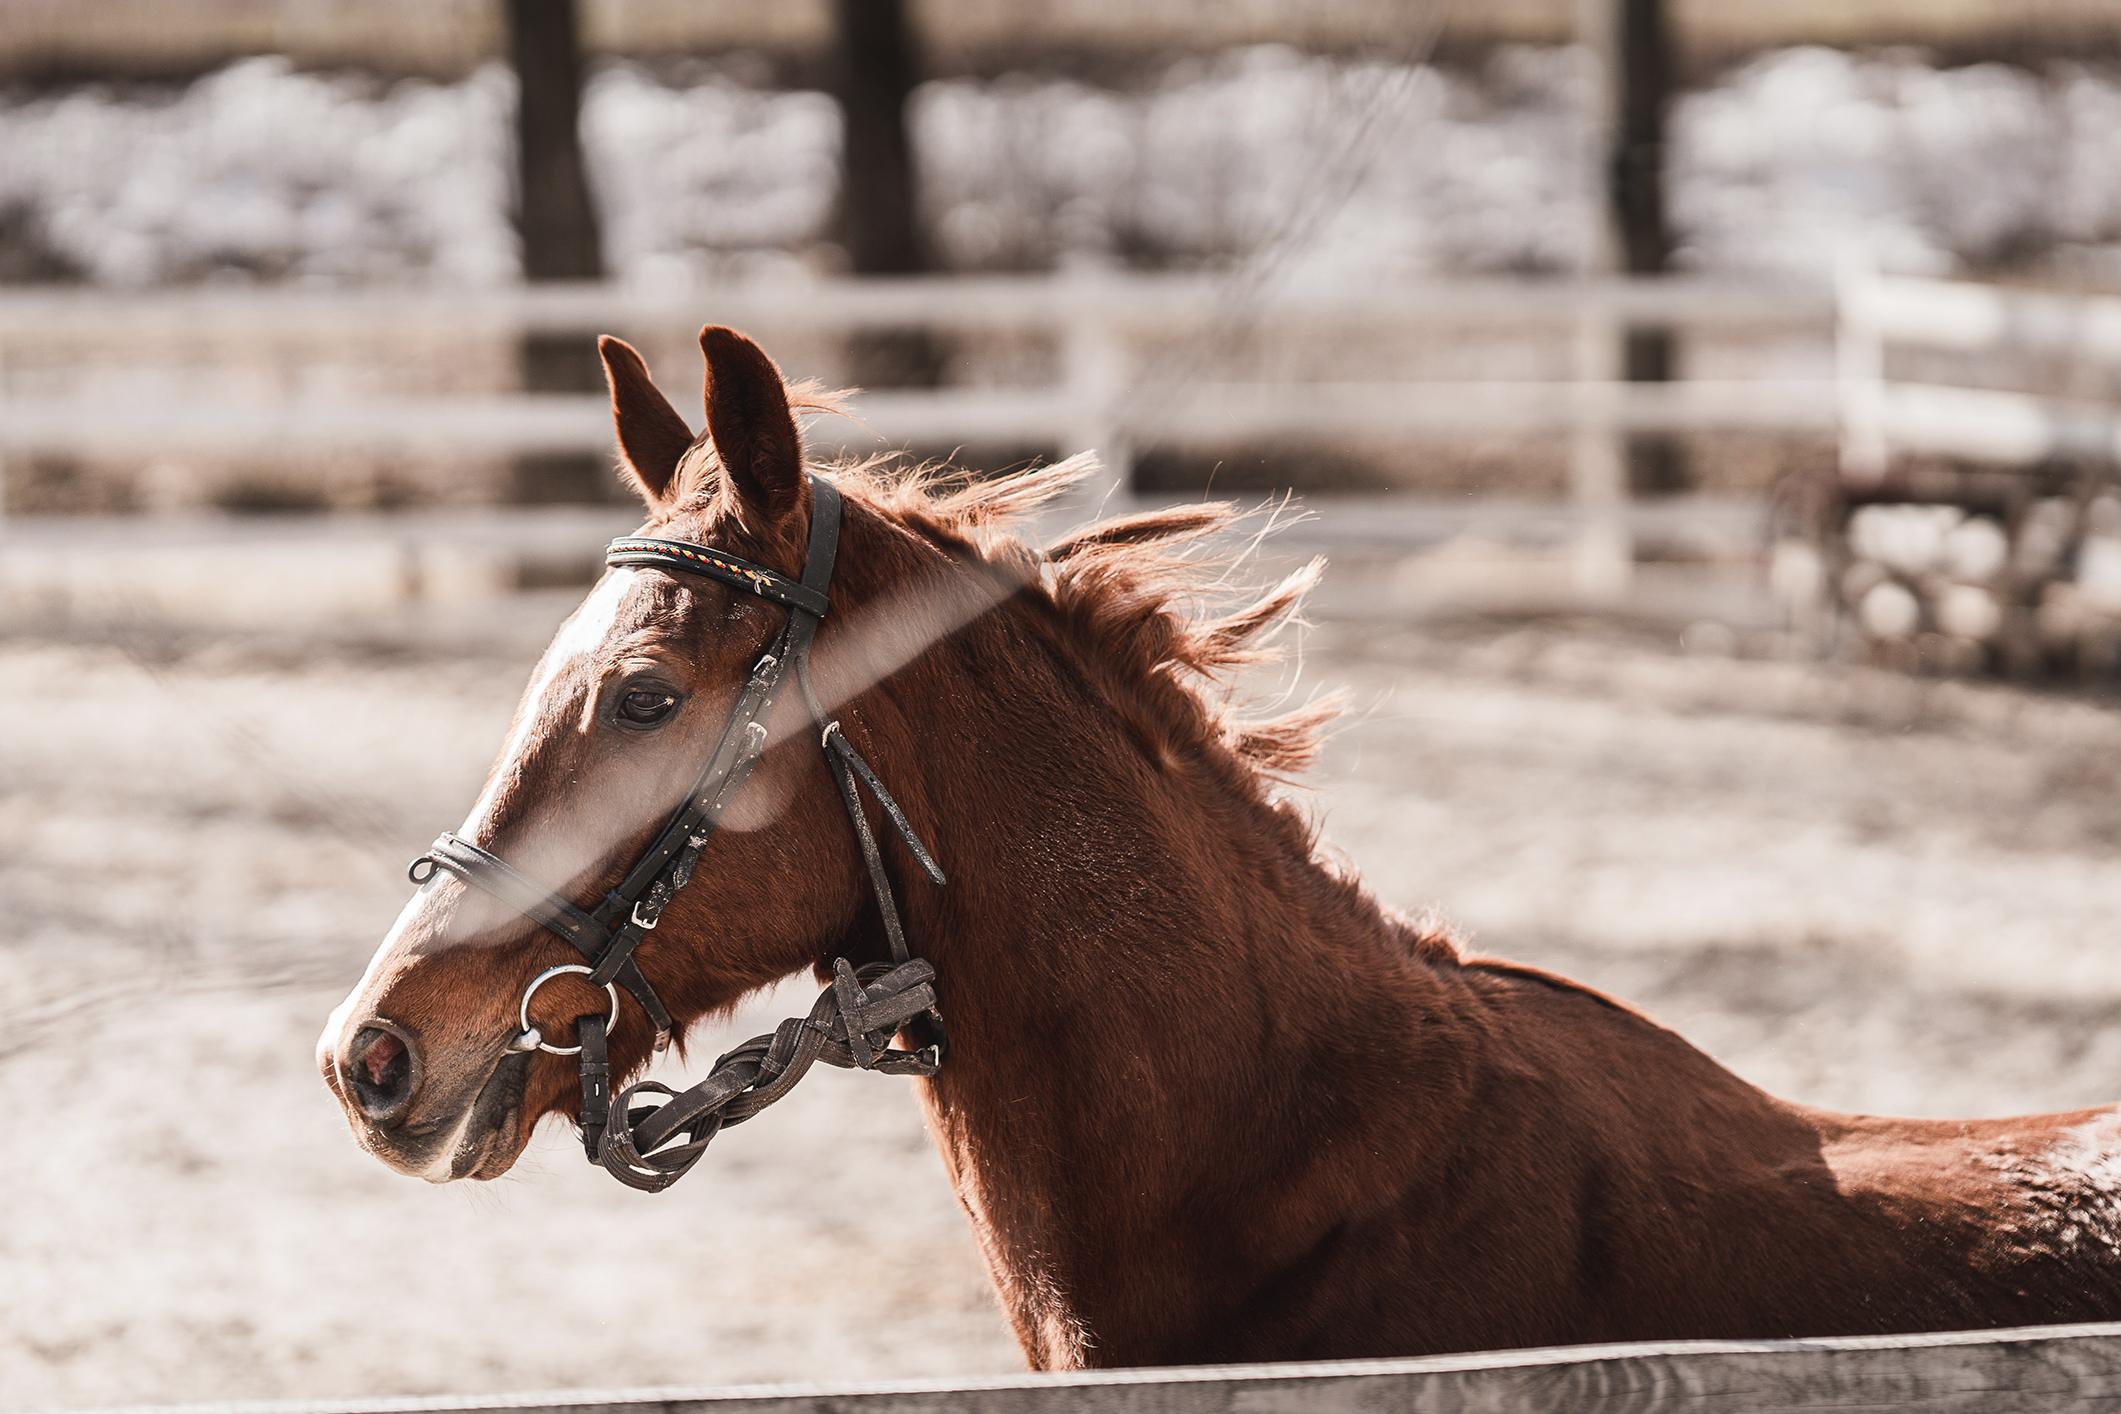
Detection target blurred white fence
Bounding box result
[1840,272,2121,474]
[0,273,1836,484]
[5,270,2114,481]
[0,269,2115,618]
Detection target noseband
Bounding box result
[406,473,948,1192]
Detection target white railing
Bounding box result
[0,271,1839,599]
[0,272,1838,478]
[7,271,2115,477]
[1839,270,2121,475]
[4,269,2119,603]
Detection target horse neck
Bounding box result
[866,589,1472,1364]
[888,596,1370,988]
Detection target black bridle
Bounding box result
[407,472,948,1192]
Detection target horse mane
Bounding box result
[809,437,1458,971]
[824,452,1341,782]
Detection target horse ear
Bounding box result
[599,336,696,507]
[698,326,807,526]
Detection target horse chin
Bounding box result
[442,1048,538,1182]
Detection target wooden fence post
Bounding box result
[1571,297,1632,600]
[1061,270,1130,517]
[1573,0,1634,602]
[1837,257,1889,484]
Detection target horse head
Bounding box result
[316,328,938,1182]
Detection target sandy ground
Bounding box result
[5,596,2121,1409]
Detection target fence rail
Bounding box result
[1846,274,2121,362]
[5,272,2112,470]
[0,271,1845,597]
[1872,383,2121,465]
[4,270,2120,611]
[0,275,1835,477]
[53,1323,2121,1414]
[5,273,2116,472]
[0,379,1845,457]
[1839,270,2121,480]
[0,273,1835,339]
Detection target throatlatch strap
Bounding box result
[823,731,919,966]
[826,727,946,885]
[795,650,946,896]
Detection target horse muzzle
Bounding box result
[319,1014,535,1182]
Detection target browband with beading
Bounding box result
[605,537,830,617]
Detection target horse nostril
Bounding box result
[346,1025,420,1124]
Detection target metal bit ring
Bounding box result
[516,964,620,1056]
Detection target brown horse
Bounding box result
[320,326,2121,1370]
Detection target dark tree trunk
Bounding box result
[834,0,923,277]
[508,0,601,283]
[1613,0,1670,278]
[505,0,612,502]
[832,0,942,389]
[1611,0,1688,494]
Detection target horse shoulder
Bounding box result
[1366,963,1922,1342]
[1207,959,1815,1356]
[1440,964,2121,1335]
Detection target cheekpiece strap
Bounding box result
[576,1014,612,1161]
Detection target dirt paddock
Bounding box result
[5,595,2121,1409]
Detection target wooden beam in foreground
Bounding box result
[61,1323,2121,1414]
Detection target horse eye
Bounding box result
[616,688,678,727]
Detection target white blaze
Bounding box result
[321,571,639,1065]
[321,875,441,1067]
[462,567,638,835]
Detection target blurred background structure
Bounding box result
[4,0,2121,665]
[7,1,2121,1409]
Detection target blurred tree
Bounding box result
[505,0,612,502]
[1612,0,1688,494]
[1613,0,1670,279]
[509,0,601,281]
[833,0,943,388]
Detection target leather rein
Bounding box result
[406,472,948,1193]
